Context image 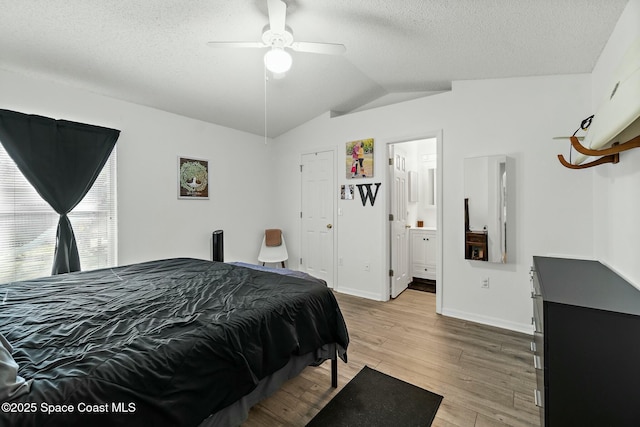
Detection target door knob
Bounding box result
[326,224,333,229]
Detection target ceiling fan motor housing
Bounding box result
[262,24,294,48]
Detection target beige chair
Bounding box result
[258,229,288,268]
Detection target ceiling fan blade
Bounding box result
[291,42,346,55]
[206,41,265,49]
[267,0,286,34]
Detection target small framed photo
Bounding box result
[341,184,355,200]
[178,156,209,199]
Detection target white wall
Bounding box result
[445,76,595,332]
[591,0,640,287]
[273,72,594,332]
[5,1,634,332]
[0,68,276,266]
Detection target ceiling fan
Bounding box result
[206,0,346,74]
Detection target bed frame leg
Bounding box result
[331,352,338,388]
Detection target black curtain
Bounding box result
[0,109,120,275]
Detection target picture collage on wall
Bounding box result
[341,138,380,206]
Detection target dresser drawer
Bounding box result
[532,331,543,358]
[531,295,543,333]
[412,263,435,280]
[530,267,542,297]
[533,332,546,424]
[534,386,545,427]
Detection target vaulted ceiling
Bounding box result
[0,1,629,137]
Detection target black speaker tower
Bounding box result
[212,230,223,262]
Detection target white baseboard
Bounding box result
[442,307,534,335]
[334,286,385,301]
[333,287,535,334]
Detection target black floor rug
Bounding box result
[306,366,443,427]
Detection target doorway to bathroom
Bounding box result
[387,136,441,312]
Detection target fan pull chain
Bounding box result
[264,65,268,145]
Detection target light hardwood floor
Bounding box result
[243,289,540,427]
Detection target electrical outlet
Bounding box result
[481,278,490,289]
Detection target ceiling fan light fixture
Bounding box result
[264,47,292,74]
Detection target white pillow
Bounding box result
[0,334,32,401]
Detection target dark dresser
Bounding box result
[531,256,640,426]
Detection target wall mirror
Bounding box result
[424,167,436,205]
[464,155,514,263]
[419,154,436,206]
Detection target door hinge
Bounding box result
[388,158,393,166]
[389,214,394,221]
[300,258,303,264]
[300,164,303,172]
[300,211,302,218]
[389,269,394,277]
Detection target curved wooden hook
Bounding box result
[558,134,640,169]
[570,135,640,156]
[557,152,619,169]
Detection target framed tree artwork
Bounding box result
[178,156,209,199]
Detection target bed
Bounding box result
[0,258,349,426]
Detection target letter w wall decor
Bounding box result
[356,183,381,206]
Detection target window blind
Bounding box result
[0,144,117,283]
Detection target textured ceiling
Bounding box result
[0,0,629,137]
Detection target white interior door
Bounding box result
[301,151,334,287]
[389,145,410,298]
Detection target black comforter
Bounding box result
[0,258,349,426]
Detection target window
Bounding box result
[0,144,117,283]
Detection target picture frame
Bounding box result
[345,138,374,179]
[341,184,355,200]
[178,156,209,199]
